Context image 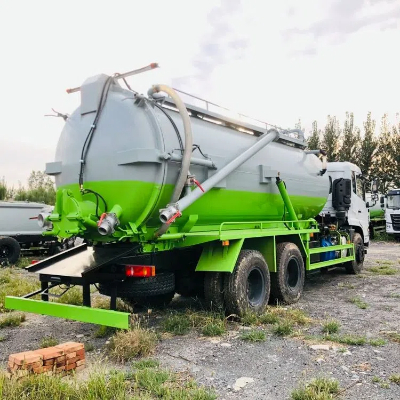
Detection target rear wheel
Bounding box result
[344,233,364,274]
[270,242,305,304]
[0,236,21,265]
[123,292,175,308]
[224,250,270,316]
[204,272,225,311]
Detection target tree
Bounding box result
[372,114,394,192]
[307,121,321,150]
[321,115,341,162]
[0,179,6,200]
[339,112,361,164]
[14,171,56,205]
[391,115,400,188]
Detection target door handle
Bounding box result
[358,210,362,213]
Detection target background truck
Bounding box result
[385,189,400,241]
[0,201,61,265]
[5,65,374,329]
[366,192,386,239]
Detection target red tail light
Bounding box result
[31,260,39,265]
[125,265,155,277]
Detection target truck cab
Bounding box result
[385,189,400,240]
[320,162,369,246]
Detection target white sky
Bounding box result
[0,0,399,185]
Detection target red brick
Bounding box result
[55,366,65,373]
[75,365,85,372]
[44,359,55,366]
[33,365,53,374]
[65,363,76,371]
[76,349,85,358]
[66,352,76,359]
[9,351,42,366]
[55,355,66,363]
[76,359,85,367]
[66,356,80,365]
[33,347,64,360]
[22,361,43,370]
[55,342,84,353]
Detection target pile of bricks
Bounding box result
[7,342,85,378]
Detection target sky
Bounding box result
[0,0,399,186]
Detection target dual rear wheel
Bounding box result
[204,243,305,316]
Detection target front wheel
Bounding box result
[223,250,270,316]
[0,236,21,265]
[344,233,364,274]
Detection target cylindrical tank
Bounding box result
[46,74,329,241]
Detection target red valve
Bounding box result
[166,210,182,224]
[97,212,107,227]
[191,178,205,192]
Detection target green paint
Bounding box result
[244,236,276,272]
[308,244,353,254]
[307,256,355,270]
[276,177,300,229]
[5,297,130,329]
[46,180,327,246]
[195,239,244,272]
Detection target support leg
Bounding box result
[41,281,49,301]
[110,285,117,311]
[83,284,91,307]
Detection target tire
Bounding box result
[204,272,225,311]
[224,250,270,316]
[344,233,364,274]
[270,242,305,304]
[123,292,175,308]
[98,272,175,297]
[175,271,205,298]
[0,236,21,265]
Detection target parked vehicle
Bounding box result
[5,65,373,328]
[366,192,386,239]
[385,189,400,241]
[0,201,61,264]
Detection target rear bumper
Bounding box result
[5,296,130,329]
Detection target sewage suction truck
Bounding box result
[5,64,374,328]
[385,189,400,241]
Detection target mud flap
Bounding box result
[195,238,244,273]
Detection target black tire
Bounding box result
[344,233,364,274]
[98,272,175,297]
[123,292,175,308]
[175,271,205,298]
[270,242,305,304]
[224,250,270,316]
[0,236,21,265]
[48,244,62,256]
[204,272,225,311]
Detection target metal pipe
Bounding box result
[276,175,300,229]
[159,129,279,223]
[66,63,159,94]
[161,153,216,169]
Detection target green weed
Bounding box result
[291,377,340,400]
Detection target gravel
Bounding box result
[0,241,399,399]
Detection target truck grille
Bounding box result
[390,214,400,231]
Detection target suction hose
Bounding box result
[148,85,193,237]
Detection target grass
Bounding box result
[40,336,58,348]
[273,321,293,336]
[382,331,400,343]
[240,329,266,342]
[349,296,368,309]
[107,328,158,362]
[390,293,400,299]
[132,359,160,370]
[84,342,94,352]
[368,265,398,275]
[162,314,192,336]
[389,374,400,385]
[241,308,311,327]
[369,338,386,346]
[94,325,115,338]
[325,334,366,346]
[337,282,355,289]
[322,320,340,334]
[0,268,40,312]
[291,377,340,400]
[0,367,216,399]
[0,312,25,328]
[202,321,226,336]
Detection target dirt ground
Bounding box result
[1,240,400,399]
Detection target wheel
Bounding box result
[344,233,364,274]
[48,244,62,256]
[0,236,21,265]
[204,272,225,311]
[175,271,205,298]
[224,250,270,316]
[98,272,175,297]
[123,292,175,308]
[270,242,305,304]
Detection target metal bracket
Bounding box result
[259,165,278,184]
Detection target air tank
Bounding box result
[44,74,330,242]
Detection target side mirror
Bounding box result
[371,178,379,193]
[380,196,385,205]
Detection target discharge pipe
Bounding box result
[159,128,280,224]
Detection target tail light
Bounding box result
[125,265,155,278]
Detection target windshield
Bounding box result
[387,194,400,209]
